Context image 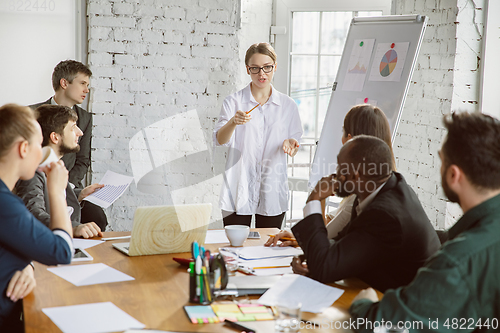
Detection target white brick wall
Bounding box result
[87,0,272,231]
[87,0,482,231]
[393,0,484,228]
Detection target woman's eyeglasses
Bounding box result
[248,65,275,74]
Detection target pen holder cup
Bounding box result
[189,269,215,304]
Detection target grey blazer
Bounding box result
[15,170,81,228]
[30,98,92,189]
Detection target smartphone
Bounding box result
[247,231,261,239]
[72,248,93,262]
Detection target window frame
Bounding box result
[272,0,392,96]
[480,0,500,119]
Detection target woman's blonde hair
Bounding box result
[0,104,37,160]
[245,43,277,65]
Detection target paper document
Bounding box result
[205,229,230,244]
[83,170,134,208]
[252,267,293,276]
[236,246,303,260]
[123,329,186,333]
[48,263,134,286]
[258,274,345,313]
[72,238,104,250]
[42,302,145,333]
[240,256,293,269]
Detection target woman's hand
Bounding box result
[78,183,105,202]
[41,160,68,194]
[232,110,251,125]
[282,138,300,157]
[6,264,36,302]
[264,230,298,247]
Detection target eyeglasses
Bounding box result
[248,65,275,74]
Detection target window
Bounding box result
[480,0,500,119]
[273,0,391,221]
[0,0,85,106]
[290,11,383,143]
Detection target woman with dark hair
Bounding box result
[214,43,303,229]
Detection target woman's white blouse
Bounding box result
[213,84,303,216]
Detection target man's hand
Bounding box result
[264,230,298,247]
[6,264,36,302]
[78,183,105,202]
[74,222,103,239]
[352,288,379,303]
[307,174,342,202]
[291,255,310,276]
[283,138,300,157]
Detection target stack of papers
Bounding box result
[224,245,302,276]
[237,246,303,260]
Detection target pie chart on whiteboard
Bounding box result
[379,49,397,77]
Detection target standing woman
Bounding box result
[214,43,303,229]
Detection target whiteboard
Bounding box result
[309,15,428,187]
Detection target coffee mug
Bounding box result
[224,225,250,247]
[39,146,59,168]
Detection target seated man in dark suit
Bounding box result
[30,60,107,230]
[350,113,500,332]
[290,135,440,292]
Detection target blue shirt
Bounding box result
[0,179,73,327]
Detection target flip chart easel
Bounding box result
[309,15,428,187]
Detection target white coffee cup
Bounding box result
[224,225,250,247]
[39,146,59,168]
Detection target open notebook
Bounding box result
[113,203,212,256]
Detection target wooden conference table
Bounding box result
[23,228,381,332]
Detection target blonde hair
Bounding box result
[0,104,37,159]
[245,43,277,65]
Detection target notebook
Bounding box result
[113,203,212,256]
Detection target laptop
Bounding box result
[113,203,212,256]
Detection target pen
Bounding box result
[101,235,131,241]
[246,104,259,114]
[224,319,256,333]
[252,265,290,269]
[268,234,296,242]
[202,266,212,302]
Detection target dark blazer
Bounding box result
[292,172,441,292]
[30,98,92,189]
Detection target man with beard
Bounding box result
[349,113,500,332]
[16,105,103,239]
[287,135,440,292]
